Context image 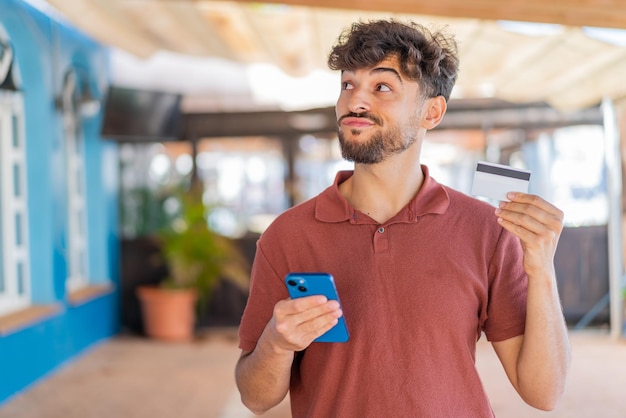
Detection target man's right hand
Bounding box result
[235,295,343,414]
[266,295,343,352]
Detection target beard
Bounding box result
[337,114,419,164]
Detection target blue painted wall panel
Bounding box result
[0,0,120,404]
[0,293,119,402]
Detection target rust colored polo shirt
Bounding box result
[239,166,527,417]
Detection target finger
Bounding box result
[499,194,563,228]
[496,205,548,234]
[273,302,342,350]
[496,204,563,237]
[277,295,328,315]
[496,205,563,255]
[296,308,343,341]
[273,298,341,335]
[506,192,564,220]
[499,200,551,223]
[496,216,540,243]
[291,299,341,325]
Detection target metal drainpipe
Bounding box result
[602,97,624,340]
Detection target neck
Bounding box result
[339,151,425,224]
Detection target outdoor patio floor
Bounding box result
[1,328,625,418]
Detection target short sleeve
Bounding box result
[482,229,528,342]
[237,239,288,352]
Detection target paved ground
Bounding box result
[0,328,625,418]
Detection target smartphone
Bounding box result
[285,272,349,343]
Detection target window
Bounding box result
[59,70,89,292]
[118,138,289,239]
[197,138,288,237]
[0,90,30,315]
[548,125,608,226]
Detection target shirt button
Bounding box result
[378,227,385,233]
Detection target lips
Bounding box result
[339,116,376,128]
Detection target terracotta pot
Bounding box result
[136,286,198,342]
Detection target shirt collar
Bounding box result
[315,165,450,224]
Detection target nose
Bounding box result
[346,88,370,114]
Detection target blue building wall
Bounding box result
[0,0,120,403]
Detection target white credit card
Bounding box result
[471,161,531,202]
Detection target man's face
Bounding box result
[335,56,427,164]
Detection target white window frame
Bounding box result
[0,90,30,316]
[60,70,89,293]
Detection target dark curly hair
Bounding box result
[327,20,459,101]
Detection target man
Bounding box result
[236,20,570,417]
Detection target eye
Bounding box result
[376,84,392,92]
[342,81,354,90]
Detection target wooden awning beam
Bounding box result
[223,0,626,30]
[181,100,602,140]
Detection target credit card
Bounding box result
[471,161,531,202]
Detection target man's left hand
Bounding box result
[495,192,564,277]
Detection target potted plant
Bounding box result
[136,184,250,342]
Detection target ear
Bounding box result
[421,96,447,130]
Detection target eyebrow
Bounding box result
[342,66,404,84]
[370,67,403,83]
